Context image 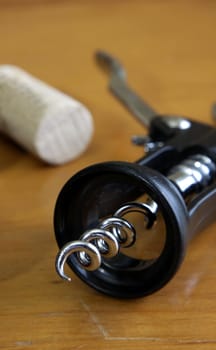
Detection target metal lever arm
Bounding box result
[96,50,157,127]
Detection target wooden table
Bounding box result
[1,1,216,349]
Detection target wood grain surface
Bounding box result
[1,1,216,349]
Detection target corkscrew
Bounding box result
[54,51,216,298]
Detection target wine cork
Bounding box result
[0,65,94,165]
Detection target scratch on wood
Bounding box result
[184,272,202,297]
[106,337,165,341]
[105,337,216,343]
[15,340,32,347]
[39,311,65,317]
[80,299,109,338]
[79,301,216,344]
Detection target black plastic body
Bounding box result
[54,162,189,298]
[54,116,216,298]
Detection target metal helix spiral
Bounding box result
[55,200,157,281]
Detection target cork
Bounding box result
[0,65,94,165]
